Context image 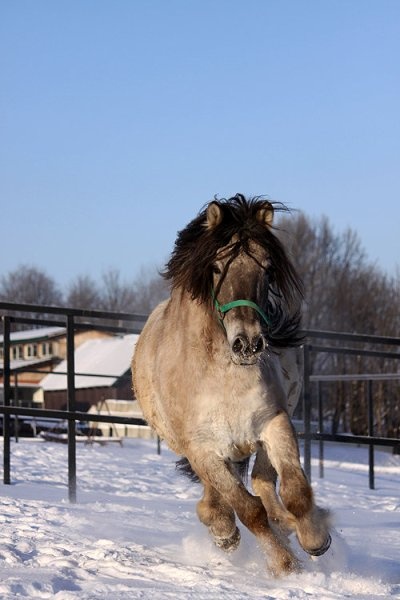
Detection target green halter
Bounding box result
[212,290,271,329]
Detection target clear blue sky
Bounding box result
[1,1,399,289]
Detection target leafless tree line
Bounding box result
[0,265,169,315]
[1,212,399,436]
[277,213,400,439]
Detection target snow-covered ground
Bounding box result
[0,437,398,599]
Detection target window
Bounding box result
[11,346,24,360]
[41,342,53,357]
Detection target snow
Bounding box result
[0,438,399,599]
[0,327,66,344]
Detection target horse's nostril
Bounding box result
[252,335,265,354]
[232,335,264,357]
[232,335,247,355]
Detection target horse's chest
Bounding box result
[191,381,280,458]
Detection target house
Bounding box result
[34,334,139,411]
[0,326,115,406]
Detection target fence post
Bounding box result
[303,344,312,482]
[317,380,324,479]
[14,372,19,443]
[67,314,77,503]
[2,317,11,484]
[367,380,375,490]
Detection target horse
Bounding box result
[132,194,331,577]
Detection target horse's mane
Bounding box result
[163,194,304,345]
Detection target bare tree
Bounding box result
[130,267,169,313]
[0,265,64,330]
[66,275,101,310]
[99,268,137,312]
[277,213,366,331]
[0,265,63,306]
[64,267,168,314]
[277,212,400,438]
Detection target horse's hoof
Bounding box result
[214,527,241,553]
[306,534,332,557]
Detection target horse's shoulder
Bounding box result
[143,298,170,329]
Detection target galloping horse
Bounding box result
[132,195,331,576]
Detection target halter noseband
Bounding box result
[212,290,271,330]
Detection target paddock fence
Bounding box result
[1,301,399,501]
[0,301,148,502]
[300,330,400,488]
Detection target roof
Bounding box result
[0,327,66,344]
[8,357,57,372]
[40,334,139,391]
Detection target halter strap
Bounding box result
[212,291,271,328]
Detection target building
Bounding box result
[35,334,138,411]
[0,326,115,406]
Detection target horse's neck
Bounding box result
[169,288,213,327]
[169,288,225,354]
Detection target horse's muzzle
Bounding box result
[231,333,266,365]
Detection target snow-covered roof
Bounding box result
[8,357,56,371]
[40,334,139,391]
[0,327,66,344]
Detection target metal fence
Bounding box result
[0,301,148,502]
[301,330,400,489]
[1,301,399,501]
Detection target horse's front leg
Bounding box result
[259,411,331,556]
[197,483,241,552]
[187,451,299,577]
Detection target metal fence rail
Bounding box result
[1,302,400,500]
[0,302,148,502]
[301,331,400,489]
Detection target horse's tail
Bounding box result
[175,457,201,483]
[175,457,250,484]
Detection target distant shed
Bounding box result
[0,326,115,407]
[35,334,139,411]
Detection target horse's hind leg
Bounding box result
[189,451,299,576]
[197,483,240,552]
[261,411,331,556]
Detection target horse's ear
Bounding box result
[206,202,223,229]
[256,204,274,227]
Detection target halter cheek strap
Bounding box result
[212,290,271,329]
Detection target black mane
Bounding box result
[163,194,304,345]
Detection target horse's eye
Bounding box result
[212,265,222,275]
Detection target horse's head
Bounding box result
[164,194,303,365]
[207,202,272,365]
